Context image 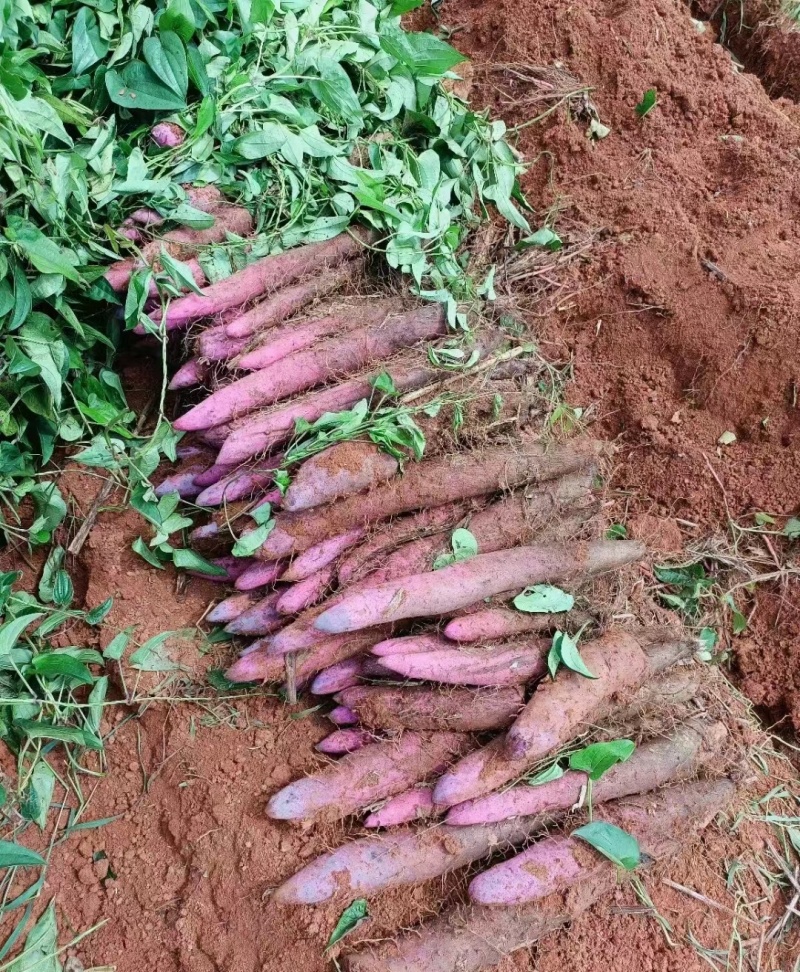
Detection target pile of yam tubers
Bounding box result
[116,225,738,972]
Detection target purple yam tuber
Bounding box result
[315,540,642,634]
[267,731,469,822]
[283,442,399,513]
[316,729,373,755]
[283,529,366,583]
[174,306,446,431]
[224,262,362,339]
[275,565,336,615]
[234,560,285,591]
[152,232,368,329]
[364,788,435,828]
[337,685,526,733]
[261,442,602,561]
[310,658,365,695]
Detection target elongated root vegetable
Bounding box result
[370,633,456,657]
[503,628,649,761]
[329,705,358,726]
[226,629,389,684]
[315,540,643,634]
[443,607,570,643]
[283,529,366,583]
[346,474,594,587]
[310,658,364,695]
[446,716,726,825]
[267,731,469,822]
[469,779,733,905]
[232,313,354,372]
[364,788,434,828]
[432,630,691,808]
[223,262,362,339]
[342,780,735,972]
[234,299,392,372]
[378,640,548,687]
[169,358,210,391]
[207,591,258,624]
[275,724,729,908]
[196,464,282,507]
[154,465,206,499]
[197,324,249,362]
[174,306,446,431]
[275,813,542,905]
[234,560,285,591]
[283,441,399,513]
[224,591,284,635]
[275,565,335,615]
[337,503,471,586]
[152,231,368,329]
[316,729,374,755]
[337,685,525,733]
[261,440,603,560]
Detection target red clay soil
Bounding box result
[433,0,800,729]
[5,2,800,971]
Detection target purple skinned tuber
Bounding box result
[316,729,373,755]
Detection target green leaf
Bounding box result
[372,372,398,397]
[635,88,657,117]
[7,900,59,972]
[0,841,45,869]
[0,613,45,658]
[38,546,65,604]
[14,720,103,750]
[129,629,193,671]
[309,60,364,125]
[132,536,167,569]
[698,627,717,655]
[159,249,203,295]
[172,549,227,575]
[525,762,565,787]
[433,528,478,569]
[86,598,114,626]
[380,26,467,77]
[513,585,574,614]
[574,820,641,870]
[232,123,290,160]
[326,899,369,951]
[24,762,56,830]
[606,523,628,540]
[251,503,273,526]
[390,0,425,12]
[72,7,109,76]
[5,217,80,282]
[52,570,73,608]
[160,0,197,41]
[29,652,94,685]
[548,629,597,679]
[142,33,188,99]
[569,739,635,781]
[232,522,273,557]
[783,517,800,539]
[753,512,775,527]
[103,627,134,661]
[106,62,187,111]
[518,227,562,251]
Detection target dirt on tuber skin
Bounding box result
[260,440,604,559]
[336,685,526,733]
[341,780,736,972]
